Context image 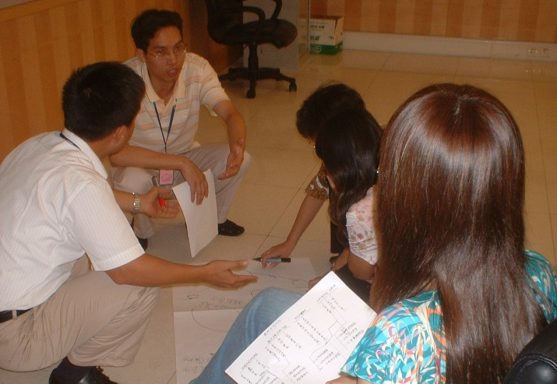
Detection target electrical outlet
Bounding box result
[527,47,550,58]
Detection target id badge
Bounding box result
[159,169,174,186]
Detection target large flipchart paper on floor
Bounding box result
[172,169,217,258]
[226,272,376,384]
[173,258,318,382]
[173,259,316,311]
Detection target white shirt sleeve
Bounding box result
[64,178,144,271]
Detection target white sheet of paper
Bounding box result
[226,272,377,384]
[172,169,217,257]
[173,258,319,382]
[173,258,317,312]
[174,309,241,384]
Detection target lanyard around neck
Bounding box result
[153,102,176,153]
[60,132,79,149]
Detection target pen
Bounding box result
[253,257,291,263]
[152,176,166,208]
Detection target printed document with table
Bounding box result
[226,272,377,384]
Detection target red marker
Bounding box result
[152,176,166,208]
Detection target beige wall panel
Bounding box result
[1,19,29,147]
[379,1,397,34]
[38,43,61,132]
[20,48,48,136]
[315,0,557,43]
[430,0,449,36]
[77,1,97,64]
[325,0,344,17]
[447,0,465,37]
[414,0,433,36]
[98,1,119,60]
[0,47,15,154]
[517,0,539,42]
[459,0,481,39]
[64,2,84,69]
[498,3,520,41]
[537,1,557,42]
[16,14,36,52]
[344,0,363,31]
[395,0,415,35]
[479,0,501,40]
[310,0,327,16]
[2,0,557,159]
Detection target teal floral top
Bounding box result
[342,250,557,383]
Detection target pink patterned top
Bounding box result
[346,187,377,265]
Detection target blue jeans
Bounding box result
[190,288,302,383]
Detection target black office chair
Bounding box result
[204,0,297,98]
[504,319,557,383]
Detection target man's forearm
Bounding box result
[106,254,206,286]
[113,189,137,213]
[214,100,246,149]
[109,144,188,170]
[226,113,247,149]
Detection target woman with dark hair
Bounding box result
[260,83,369,261]
[314,109,381,289]
[190,106,382,384]
[260,83,381,299]
[191,83,557,384]
[337,83,557,383]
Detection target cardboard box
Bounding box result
[309,16,343,55]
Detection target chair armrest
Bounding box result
[241,0,281,20]
[223,3,266,22]
[241,5,266,22]
[504,320,557,383]
[221,3,266,34]
[269,0,282,20]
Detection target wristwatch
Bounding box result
[132,192,141,213]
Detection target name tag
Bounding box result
[159,169,174,186]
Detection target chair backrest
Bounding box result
[204,0,243,44]
[504,319,557,383]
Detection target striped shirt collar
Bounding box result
[139,61,186,105]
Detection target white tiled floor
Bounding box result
[1,49,556,384]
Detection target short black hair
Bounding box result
[131,9,183,51]
[296,83,366,140]
[62,61,145,141]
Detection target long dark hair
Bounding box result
[371,83,545,383]
[314,108,381,244]
[296,83,366,140]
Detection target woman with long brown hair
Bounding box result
[340,83,557,383]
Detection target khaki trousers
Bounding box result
[111,143,252,239]
[0,258,160,371]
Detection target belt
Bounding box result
[0,309,31,324]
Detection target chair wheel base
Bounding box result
[219,66,296,98]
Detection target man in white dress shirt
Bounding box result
[0,62,255,384]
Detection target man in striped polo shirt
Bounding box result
[110,9,251,247]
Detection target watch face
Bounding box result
[133,193,141,212]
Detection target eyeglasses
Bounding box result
[148,42,186,61]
